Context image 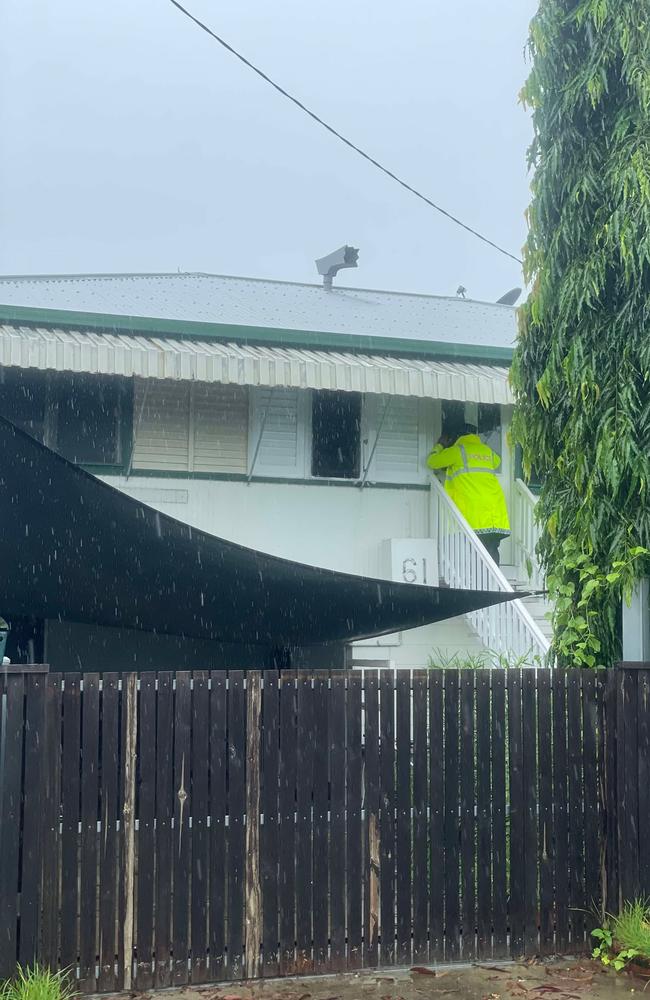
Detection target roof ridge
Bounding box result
[0,271,514,309]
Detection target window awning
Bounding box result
[0,324,512,404]
[0,417,521,651]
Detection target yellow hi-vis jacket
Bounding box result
[427,433,510,534]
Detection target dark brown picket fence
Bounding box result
[0,666,628,992]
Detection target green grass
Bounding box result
[0,967,76,1000]
[427,647,543,669]
[613,901,650,959]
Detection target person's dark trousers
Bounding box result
[476,531,504,566]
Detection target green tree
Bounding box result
[511,0,650,666]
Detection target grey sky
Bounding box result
[1,0,538,302]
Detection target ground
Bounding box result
[124,960,648,1000]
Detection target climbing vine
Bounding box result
[511,0,650,665]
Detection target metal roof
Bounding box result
[0,272,518,358]
[0,323,513,403]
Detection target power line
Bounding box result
[168,0,523,266]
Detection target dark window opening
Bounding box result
[0,369,46,441]
[311,391,361,479]
[55,375,124,465]
[478,403,502,459]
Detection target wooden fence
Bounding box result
[0,667,623,990]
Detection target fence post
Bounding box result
[602,669,619,918]
[245,673,262,979]
[122,674,138,991]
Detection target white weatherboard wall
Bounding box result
[103,474,483,666]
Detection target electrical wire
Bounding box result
[168,0,524,266]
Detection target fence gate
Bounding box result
[0,668,614,991]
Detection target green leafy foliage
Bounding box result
[0,967,76,1000]
[427,648,543,669]
[511,0,650,666]
[592,900,650,971]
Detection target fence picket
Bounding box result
[19,675,47,971]
[227,671,246,979]
[136,673,156,991]
[79,675,100,992]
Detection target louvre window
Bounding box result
[131,381,249,473]
[249,388,305,478]
[364,395,432,484]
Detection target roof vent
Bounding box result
[315,245,359,290]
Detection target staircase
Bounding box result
[430,477,551,663]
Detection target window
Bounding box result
[132,381,249,474]
[0,369,46,441]
[365,395,432,484]
[55,375,124,465]
[478,404,502,459]
[249,388,305,478]
[311,391,361,479]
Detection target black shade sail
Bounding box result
[0,417,521,646]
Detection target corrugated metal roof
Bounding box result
[0,323,513,404]
[0,272,518,353]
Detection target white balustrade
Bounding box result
[512,478,545,593]
[430,477,550,663]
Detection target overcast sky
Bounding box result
[1,0,538,302]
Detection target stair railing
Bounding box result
[430,476,550,662]
[512,478,545,593]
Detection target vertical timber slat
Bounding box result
[60,675,81,975]
[244,672,262,980]
[444,671,461,962]
[395,671,412,966]
[460,671,476,961]
[278,672,296,975]
[364,671,380,968]
[428,671,444,963]
[507,670,524,958]
[191,672,210,983]
[412,672,428,964]
[537,671,554,955]
[209,672,227,981]
[98,674,120,993]
[41,675,63,973]
[312,673,330,972]
[227,671,246,980]
[19,674,47,971]
[261,671,280,977]
[135,673,156,991]
[490,672,507,959]
[79,674,100,992]
[346,673,363,970]
[295,673,314,974]
[329,673,346,971]
[475,670,492,960]
[154,673,174,989]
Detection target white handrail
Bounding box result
[512,479,545,592]
[429,477,550,662]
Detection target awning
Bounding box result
[0,323,512,404]
[0,418,521,649]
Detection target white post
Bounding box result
[622,578,650,661]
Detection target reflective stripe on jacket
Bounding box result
[427,433,510,533]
